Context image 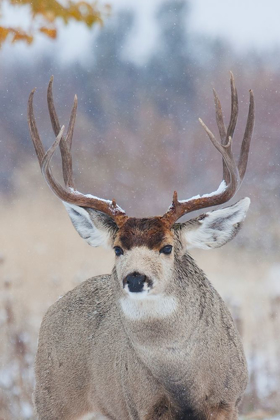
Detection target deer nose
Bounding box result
[124,272,147,293]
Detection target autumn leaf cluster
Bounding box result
[0,0,107,46]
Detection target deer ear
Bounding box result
[63,203,118,248]
[176,198,250,251]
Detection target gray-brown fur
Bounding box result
[34,222,248,420]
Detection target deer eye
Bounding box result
[160,245,173,255]
[114,246,124,257]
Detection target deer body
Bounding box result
[35,257,247,420]
[28,74,254,420]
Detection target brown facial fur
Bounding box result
[115,217,174,251]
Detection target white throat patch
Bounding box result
[79,413,110,420]
[120,294,178,320]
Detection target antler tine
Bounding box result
[162,74,254,226]
[41,126,68,198]
[65,94,77,152]
[47,76,75,189]
[238,89,255,181]
[40,127,82,201]
[197,120,239,195]
[59,94,77,189]
[47,76,60,135]
[213,89,226,143]
[212,72,238,185]
[28,89,46,166]
[227,72,238,141]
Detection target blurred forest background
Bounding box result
[0,0,280,418]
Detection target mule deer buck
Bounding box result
[28,73,254,420]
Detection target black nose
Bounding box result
[124,272,147,293]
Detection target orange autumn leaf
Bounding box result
[39,27,57,39]
[0,26,33,45]
[11,30,33,44]
[0,27,10,46]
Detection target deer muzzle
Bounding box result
[123,272,152,293]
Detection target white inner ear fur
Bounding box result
[181,197,250,250]
[63,202,113,248]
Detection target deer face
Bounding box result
[64,198,250,300]
[63,204,177,297]
[113,218,175,297]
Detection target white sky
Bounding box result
[119,0,280,61]
[1,0,280,64]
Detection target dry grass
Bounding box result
[0,192,279,419]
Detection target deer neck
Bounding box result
[116,254,211,387]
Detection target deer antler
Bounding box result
[162,72,255,226]
[28,77,128,227]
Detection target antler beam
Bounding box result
[28,77,127,227]
[162,73,255,226]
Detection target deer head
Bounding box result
[28,74,254,299]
